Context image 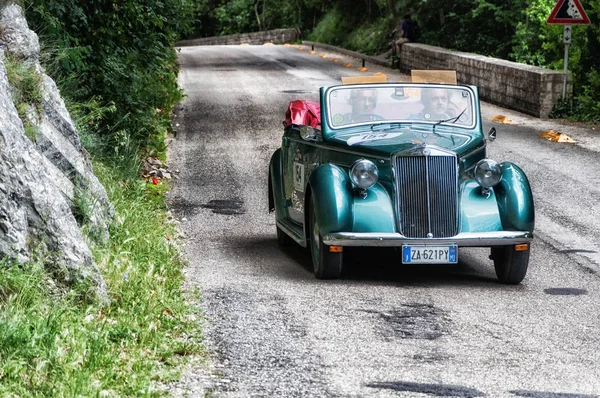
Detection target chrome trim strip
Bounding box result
[323,231,533,247]
[425,153,432,235]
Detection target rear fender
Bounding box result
[494,162,535,232]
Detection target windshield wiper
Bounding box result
[432,108,467,139]
[434,108,467,127]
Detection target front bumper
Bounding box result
[322,231,533,247]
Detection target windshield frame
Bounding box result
[323,83,478,132]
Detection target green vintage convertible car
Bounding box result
[268,81,534,284]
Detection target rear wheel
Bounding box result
[308,199,343,279]
[492,245,530,284]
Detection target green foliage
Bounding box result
[71,181,93,227]
[308,2,392,53]
[575,69,600,122]
[308,7,349,46]
[187,0,332,38]
[23,0,195,156]
[4,54,44,122]
[344,17,394,55]
[0,161,204,396]
[215,0,257,34]
[23,125,40,143]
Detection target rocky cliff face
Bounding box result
[0,3,113,302]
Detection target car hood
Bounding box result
[328,126,482,156]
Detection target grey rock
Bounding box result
[0,3,113,302]
[0,3,39,67]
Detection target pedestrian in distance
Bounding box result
[390,14,419,58]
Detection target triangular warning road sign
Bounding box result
[547,0,590,24]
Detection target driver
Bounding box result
[344,88,381,123]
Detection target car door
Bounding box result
[283,127,321,225]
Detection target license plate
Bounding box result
[402,245,458,264]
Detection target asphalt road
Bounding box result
[167,44,600,398]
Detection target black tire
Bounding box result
[276,226,294,247]
[308,199,343,279]
[492,246,530,284]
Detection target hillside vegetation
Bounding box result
[0,1,203,395]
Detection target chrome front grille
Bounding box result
[394,152,458,238]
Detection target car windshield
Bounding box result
[327,84,475,129]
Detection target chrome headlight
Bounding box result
[474,159,502,188]
[350,159,378,189]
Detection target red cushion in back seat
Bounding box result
[283,100,321,130]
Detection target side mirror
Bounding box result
[487,127,497,142]
[299,125,321,142]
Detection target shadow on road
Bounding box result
[223,234,519,289]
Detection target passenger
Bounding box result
[418,88,453,120]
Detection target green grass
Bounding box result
[4,54,44,122]
[0,161,205,397]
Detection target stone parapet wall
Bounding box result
[399,43,571,118]
[177,28,301,47]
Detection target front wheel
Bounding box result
[492,245,530,284]
[308,199,343,279]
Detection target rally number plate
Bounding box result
[402,245,458,264]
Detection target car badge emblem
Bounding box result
[427,233,433,238]
[423,148,431,156]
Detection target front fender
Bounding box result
[307,164,353,236]
[307,165,397,236]
[459,181,503,233]
[494,162,535,232]
[352,182,396,232]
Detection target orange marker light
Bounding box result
[515,244,529,251]
[329,246,343,253]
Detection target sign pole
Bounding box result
[562,43,568,101]
[562,25,571,101]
